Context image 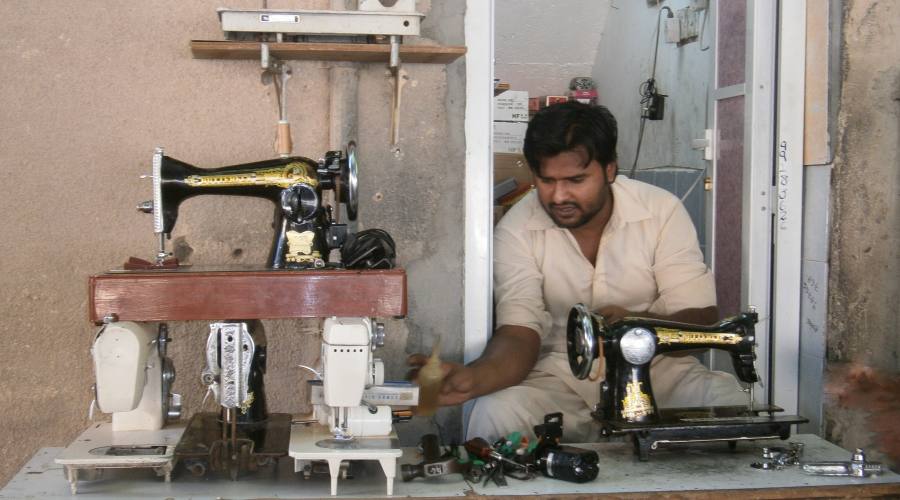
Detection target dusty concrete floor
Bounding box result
[0,0,466,486]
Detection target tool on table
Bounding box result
[415,336,444,417]
[750,442,804,470]
[55,322,184,494]
[567,304,807,460]
[802,448,883,477]
[464,436,535,487]
[532,413,599,483]
[401,434,469,481]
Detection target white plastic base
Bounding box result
[54,422,185,494]
[288,422,402,496]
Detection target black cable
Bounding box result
[629,6,674,179]
[341,228,396,269]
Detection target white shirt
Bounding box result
[494,175,717,355]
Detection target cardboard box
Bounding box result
[493,90,529,122]
[493,121,529,154]
[539,95,569,108]
[494,153,533,187]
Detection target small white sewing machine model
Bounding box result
[290,316,418,496]
[55,322,184,494]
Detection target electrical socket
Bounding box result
[665,17,681,43]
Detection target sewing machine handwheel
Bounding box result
[341,142,359,221]
[567,303,598,380]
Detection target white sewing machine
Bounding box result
[55,321,184,494]
[289,316,418,496]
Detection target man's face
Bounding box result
[534,149,617,229]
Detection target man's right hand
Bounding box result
[406,325,541,409]
[406,355,477,407]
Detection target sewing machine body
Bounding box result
[142,144,358,269]
[567,304,807,460]
[55,322,184,494]
[289,316,417,496]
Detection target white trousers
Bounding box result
[466,352,747,443]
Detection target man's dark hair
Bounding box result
[523,101,618,174]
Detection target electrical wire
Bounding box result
[629,6,673,179]
[341,228,397,269]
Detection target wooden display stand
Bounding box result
[89,268,407,324]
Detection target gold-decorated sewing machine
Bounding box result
[566,304,807,461]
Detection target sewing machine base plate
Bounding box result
[174,412,291,479]
[594,405,808,461]
[54,422,186,494]
[289,422,402,495]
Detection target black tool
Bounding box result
[532,413,599,483]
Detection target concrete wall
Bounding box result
[826,0,900,469]
[494,0,610,96]
[0,0,466,486]
[592,0,712,175]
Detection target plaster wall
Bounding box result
[826,0,900,468]
[0,0,467,486]
[494,0,610,96]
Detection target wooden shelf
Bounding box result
[89,268,407,323]
[190,40,466,64]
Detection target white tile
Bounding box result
[802,164,832,262]
[798,352,825,435]
[800,259,828,360]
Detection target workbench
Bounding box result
[3,434,898,499]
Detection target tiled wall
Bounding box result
[798,164,832,434]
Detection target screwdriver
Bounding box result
[464,438,525,469]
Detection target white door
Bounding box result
[708,0,803,412]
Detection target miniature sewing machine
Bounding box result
[289,317,418,496]
[566,304,807,461]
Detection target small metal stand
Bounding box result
[595,404,808,461]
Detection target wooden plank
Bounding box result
[190,40,466,64]
[804,0,831,165]
[89,269,406,323]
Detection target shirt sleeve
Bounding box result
[493,220,553,340]
[649,200,717,315]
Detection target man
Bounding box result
[410,102,745,442]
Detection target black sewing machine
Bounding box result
[136,143,359,269]
[566,304,806,460]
